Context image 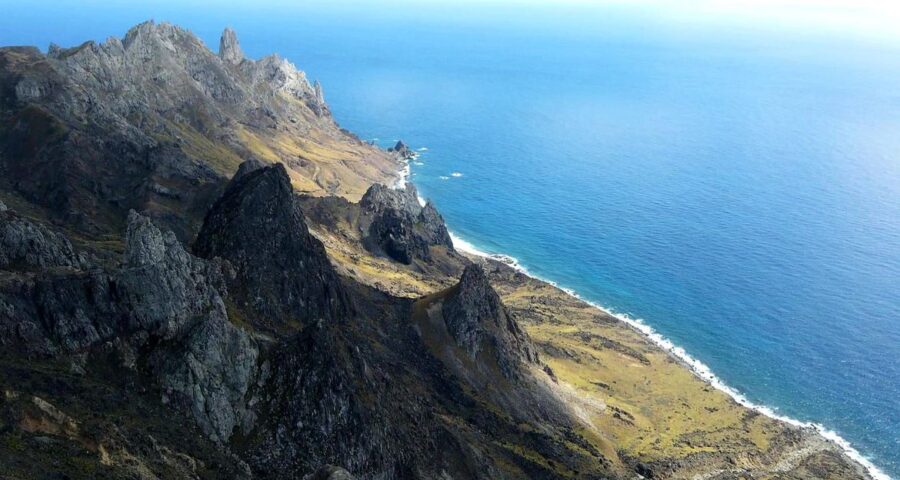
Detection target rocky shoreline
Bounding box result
[478,253,880,479]
[388,144,880,478]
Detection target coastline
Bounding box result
[396,160,890,480]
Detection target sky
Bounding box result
[3,0,899,47]
[177,0,900,43]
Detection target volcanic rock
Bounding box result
[388,140,415,160]
[359,183,453,264]
[305,466,356,480]
[194,161,349,328]
[442,264,540,379]
[0,206,87,270]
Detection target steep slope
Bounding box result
[298,180,876,479]
[194,162,349,331]
[440,264,541,379]
[0,208,259,442]
[0,162,619,479]
[190,162,616,478]
[0,21,399,244]
[0,208,257,477]
[243,266,616,479]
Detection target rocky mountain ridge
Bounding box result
[0,21,397,244]
[194,162,350,332]
[0,157,599,478]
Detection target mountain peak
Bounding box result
[442,264,540,378]
[219,27,244,65]
[122,20,190,49]
[193,162,351,330]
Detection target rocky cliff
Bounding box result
[360,183,454,265]
[194,161,349,331]
[0,203,87,270]
[442,264,540,379]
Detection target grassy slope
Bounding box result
[484,259,868,479]
[232,94,400,202]
[311,213,869,478]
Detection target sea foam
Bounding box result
[394,161,411,189]
[399,150,889,479]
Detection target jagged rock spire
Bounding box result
[313,80,325,104]
[442,264,539,378]
[124,209,176,267]
[219,27,244,65]
[193,161,350,328]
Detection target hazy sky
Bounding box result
[2,0,900,48]
[185,0,900,43]
[184,0,900,34]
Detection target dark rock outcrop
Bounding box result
[360,183,453,264]
[388,140,415,160]
[121,211,258,443]
[0,208,258,443]
[194,161,349,328]
[0,206,87,270]
[0,268,118,356]
[442,264,540,379]
[118,210,231,341]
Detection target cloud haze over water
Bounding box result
[204,0,900,41]
[6,0,900,45]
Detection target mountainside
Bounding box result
[0,22,874,480]
[0,21,398,245]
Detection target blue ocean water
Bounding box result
[2,1,899,477]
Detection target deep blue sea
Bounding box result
[2,1,899,477]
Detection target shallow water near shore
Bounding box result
[3,2,899,477]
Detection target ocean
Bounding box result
[2,1,898,477]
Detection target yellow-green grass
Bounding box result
[497,273,792,465]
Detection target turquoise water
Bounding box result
[3,2,899,477]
